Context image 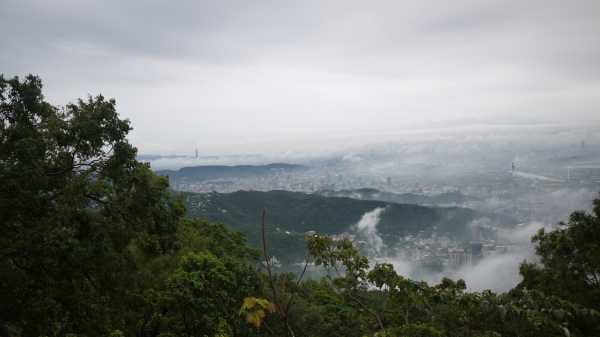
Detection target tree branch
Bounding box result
[261,208,289,337]
[284,251,310,317]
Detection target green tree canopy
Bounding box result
[520,193,600,307]
[519,192,600,334]
[0,74,188,335]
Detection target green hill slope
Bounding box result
[181,190,518,261]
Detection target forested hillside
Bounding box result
[180,190,518,260]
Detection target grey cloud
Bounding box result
[496,222,546,246]
[2,1,600,144]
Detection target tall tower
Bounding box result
[195,148,198,158]
[469,241,484,263]
[512,162,515,176]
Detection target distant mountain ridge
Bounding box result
[314,188,483,205]
[156,163,307,184]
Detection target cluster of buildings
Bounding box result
[172,161,597,231]
[170,166,482,195]
[320,217,530,270]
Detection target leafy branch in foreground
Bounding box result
[240,208,311,336]
[305,233,599,337]
[239,297,276,331]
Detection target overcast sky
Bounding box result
[2,1,599,155]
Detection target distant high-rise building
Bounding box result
[338,174,343,182]
[469,241,484,263]
[512,162,515,176]
[472,225,483,242]
[450,248,472,268]
[386,177,391,186]
[195,148,198,158]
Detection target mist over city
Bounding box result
[146,119,600,293]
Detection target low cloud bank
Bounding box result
[140,122,600,170]
[352,210,548,293]
[389,249,537,293]
[352,207,386,255]
[548,188,597,213]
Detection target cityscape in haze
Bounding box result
[147,120,600,292]
[3,0,600,335]
[153,121,600,226]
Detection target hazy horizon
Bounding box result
[135,121,600,170]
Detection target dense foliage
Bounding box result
[294,234,600,337]
[2,75,599,336]
[0,74,182,335]
[519,193,600,324]
[0,75,264,336]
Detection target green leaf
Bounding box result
[553,309,564,320]
[246,310,266,328]
[572,305,579,315]
[240,297,255,314]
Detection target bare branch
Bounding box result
[261,208,289,337]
